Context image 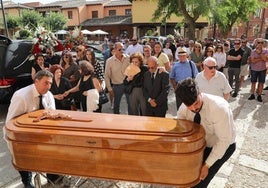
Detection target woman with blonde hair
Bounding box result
[189,42,204,72]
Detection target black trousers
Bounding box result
[193,143,236,188]
[19,170,60,184]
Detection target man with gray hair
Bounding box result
[5,70,58,188]
[143,56,170,117]
[195,57,232,100]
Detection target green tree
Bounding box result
[7,16,19,37]
[19,9,43,31]
[43,11,67,32]
[152,0,211,40]
[213,0,267,38]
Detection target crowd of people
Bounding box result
[5,34,268,188]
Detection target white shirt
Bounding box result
[177,93,236,167]
[195,71,232,98]
[6,84,55,123]
[213,52,226,68]
[125,43,143,55]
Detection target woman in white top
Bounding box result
[213,44,226,72]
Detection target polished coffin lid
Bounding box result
[5,110,205,154]
[5,110,206,187]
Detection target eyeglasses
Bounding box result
[205,65,217,70]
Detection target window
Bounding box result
[125,9,131,15]
[92,11,98,18]
[232,27,238,37]
[254,9,262,18]
[68,11,73,19]
[109,10,116,16]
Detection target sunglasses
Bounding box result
[257,41,263,44]
[148,66,155,69]
[234,43,240,45]
[205,65,217,70]
[76,49,82,52]
[118,48,123,51]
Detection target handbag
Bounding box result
[99,91,109,104]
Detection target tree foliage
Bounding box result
[213,0,267,38]
[152,0,211,40]
[43,11,67,32]
[19,10,43,31]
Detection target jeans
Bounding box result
[228,67,240,93]
[112,84,130,114]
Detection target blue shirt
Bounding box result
[169,60,198,82]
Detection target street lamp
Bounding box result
[1,0,9,37]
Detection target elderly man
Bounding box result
[170,47,199,109]
[143,56,170,117]
[176,78,236,188]
[105,42,130,114]
[195,57,232,101]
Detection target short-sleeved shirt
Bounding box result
[195,71,232,98]
[169,60,198,82]
[250,49,268,71]
[228,48,244,68]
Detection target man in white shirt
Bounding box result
[125,36,143,55]
[5,70,56,188]
[175,78,236,188]
[195,57,232,101]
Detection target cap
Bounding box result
[178,47,188,56]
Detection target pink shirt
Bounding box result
[250,49,268,71]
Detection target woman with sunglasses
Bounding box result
[60,50,81,109]
[189,42,204,72]
[84,48,105,112]
[213,44,226,72]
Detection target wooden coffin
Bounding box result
[5,110,206,187]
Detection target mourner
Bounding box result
[175,78,236,188]
[5,70,60,188]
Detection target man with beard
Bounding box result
[175,78,236,188]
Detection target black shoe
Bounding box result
[264,86,268,90]
[248,94,255,100]
[257,95,262,102]
[232,92,238,98]
[23,182,34,188]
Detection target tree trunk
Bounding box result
[185,19,196,40]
